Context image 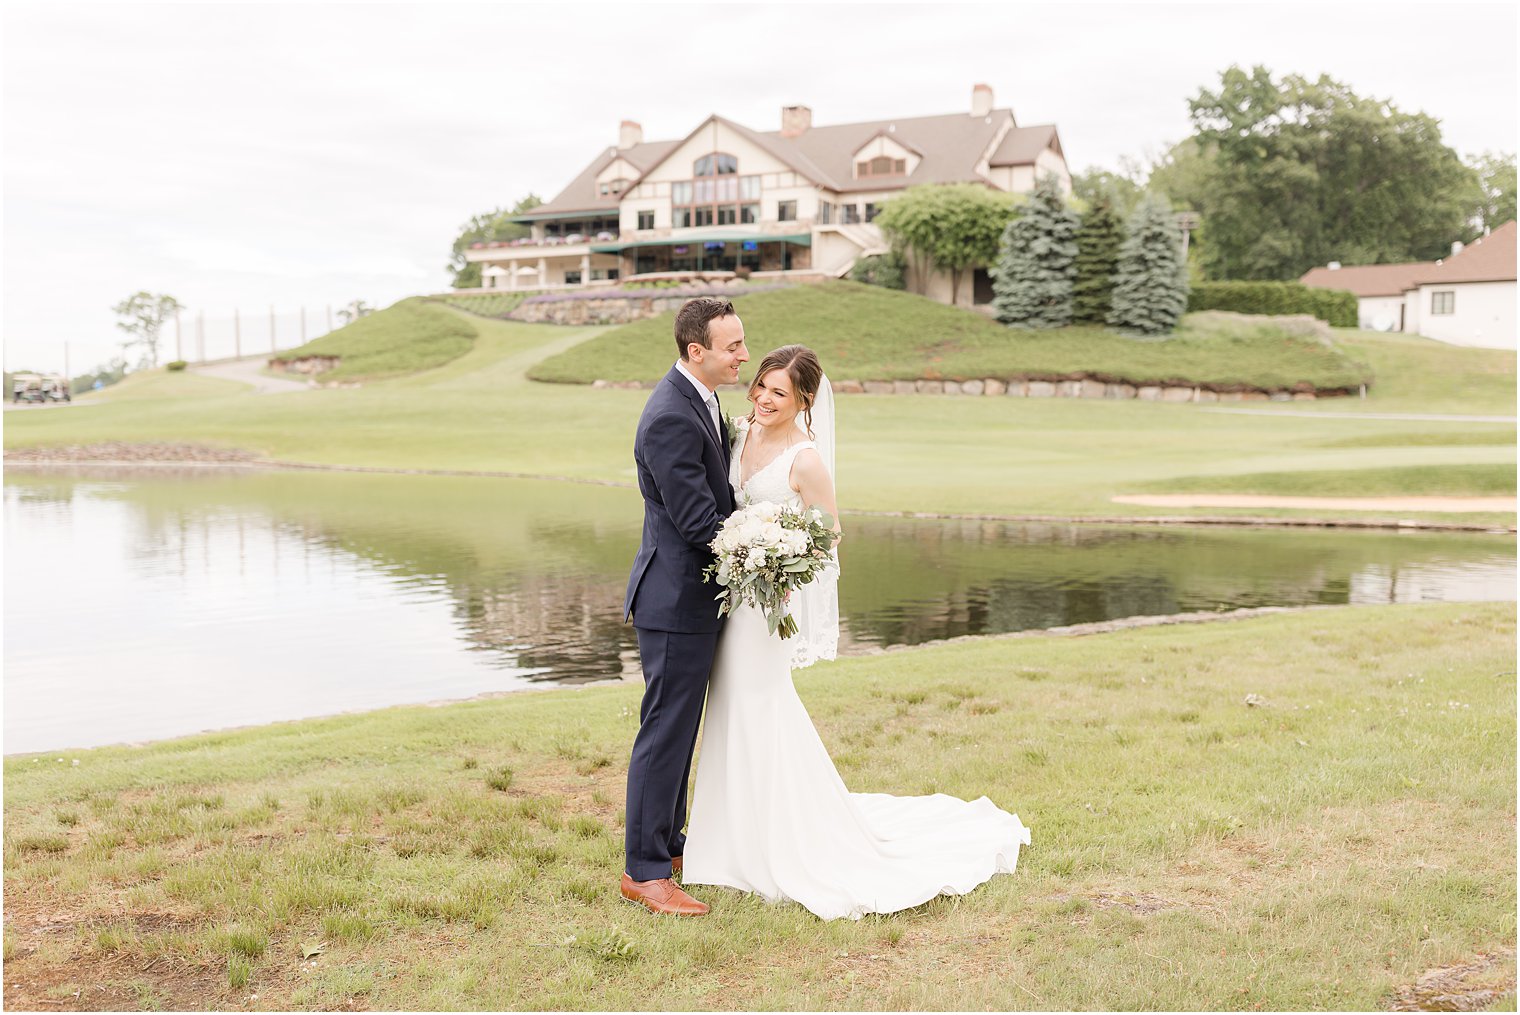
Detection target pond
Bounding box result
[5,469,1513,754]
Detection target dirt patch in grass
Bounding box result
[3,951,231,1012]
[3,442,260,464]
[1389,951,1516,1011]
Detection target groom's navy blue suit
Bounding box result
[624,364,734,881]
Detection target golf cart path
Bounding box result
[190,355,310,394]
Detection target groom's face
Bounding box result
[689,313,749,389]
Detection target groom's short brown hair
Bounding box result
[674,297,735,360]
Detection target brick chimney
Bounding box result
[971,83,993,117]
[780,105,812,138]
[618,120,643,150]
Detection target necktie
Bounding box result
[705,391,722,439]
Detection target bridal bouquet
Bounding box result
[703,501,839,638]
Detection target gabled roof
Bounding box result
[707,115,839,190]
[521,105,1069,219]
[520,138,682,219]
[1300,221,1517,295]
[767,109,1016,193]
[1300,262,1438,297]
[989,124,1063,166]
[1418,220,1517,285]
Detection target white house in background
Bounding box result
[1301,220,1516,349]
[464,84,1071,307]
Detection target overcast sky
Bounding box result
[3,1,1515,374]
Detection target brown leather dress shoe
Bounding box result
[621,874,708,917]
[670,855,683,876]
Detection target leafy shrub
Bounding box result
[165,360,188,372]
[1189,281,1357,327]
[850,250,907,290]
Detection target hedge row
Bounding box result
[1187,281,1358,327]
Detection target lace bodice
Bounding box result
[731,425,814,508]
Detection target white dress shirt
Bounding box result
[674,359,722,438]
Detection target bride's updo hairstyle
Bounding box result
[747,344,823,438]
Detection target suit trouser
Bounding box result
[625,626,719,882]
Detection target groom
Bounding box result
[621,296,749,917]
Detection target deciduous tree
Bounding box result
[448,194,543,288]
[1157,65,1478,279]
[1466,151,1517,235]
[111,292,182,368]
[875,184,1017,303]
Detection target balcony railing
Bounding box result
[469,231,618,252]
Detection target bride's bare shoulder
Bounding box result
[788,444,830,486]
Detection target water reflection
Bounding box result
[4,469,1513,754]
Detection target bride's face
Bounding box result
[749,368,801,431]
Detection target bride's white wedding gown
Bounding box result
[682,432,1031,921]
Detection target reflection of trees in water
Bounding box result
[10,472,1513,682]
[453,577,634,685]
[837,519,1515,649]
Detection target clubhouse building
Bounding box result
[465,85,1070,306]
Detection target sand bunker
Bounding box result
[1113,494,1516,513]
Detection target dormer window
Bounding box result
[857,156,906,177]
[599,178,630,196]
[695,153,738,176]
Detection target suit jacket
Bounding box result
[624,366,735,632]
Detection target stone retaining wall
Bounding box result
[591,376,1359,401]
[269,355,340,375]
[509,281,800,327]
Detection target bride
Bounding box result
[682,344,1031,921]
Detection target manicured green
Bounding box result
[1189,280,1358,327]
[3,604,1513,1010]
[276,297,477,381]
[529,281,1373,390]
[5,313,1513,527]
[76,368,247,403]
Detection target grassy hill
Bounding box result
[4,311,1512,526]
[527,280,1374,392]
[275,298,478,381]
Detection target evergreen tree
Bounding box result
[1107,193,1190,336]
[1071,196,1125,325]
[991,174,1080,328]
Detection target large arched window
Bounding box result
[694,153,738,177]
[674,153,758,227]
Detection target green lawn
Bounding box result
[5,310,1513,527]
[3,604,1512,1010]
[528,280,1373,392]
[274,297,477,381]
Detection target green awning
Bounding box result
[592,233,812,253]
